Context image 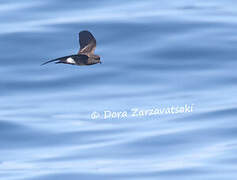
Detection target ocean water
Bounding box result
[0,0,237,179]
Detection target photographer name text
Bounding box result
[90,104,194,119]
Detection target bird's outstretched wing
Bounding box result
[78,31,96,55]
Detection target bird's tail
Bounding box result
[41,58,61,66]
[41,55,76,66]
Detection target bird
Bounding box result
[41,30,101,66]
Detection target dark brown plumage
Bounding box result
[41,30,101,66]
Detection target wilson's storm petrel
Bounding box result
[41,30,101,66]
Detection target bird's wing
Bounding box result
[78,31,96,55]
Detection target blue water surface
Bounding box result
[0,0,237,179]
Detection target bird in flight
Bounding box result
[41,30,101,66]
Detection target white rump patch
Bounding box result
[66,57,75,64]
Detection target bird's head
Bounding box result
[93,54,102,64]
